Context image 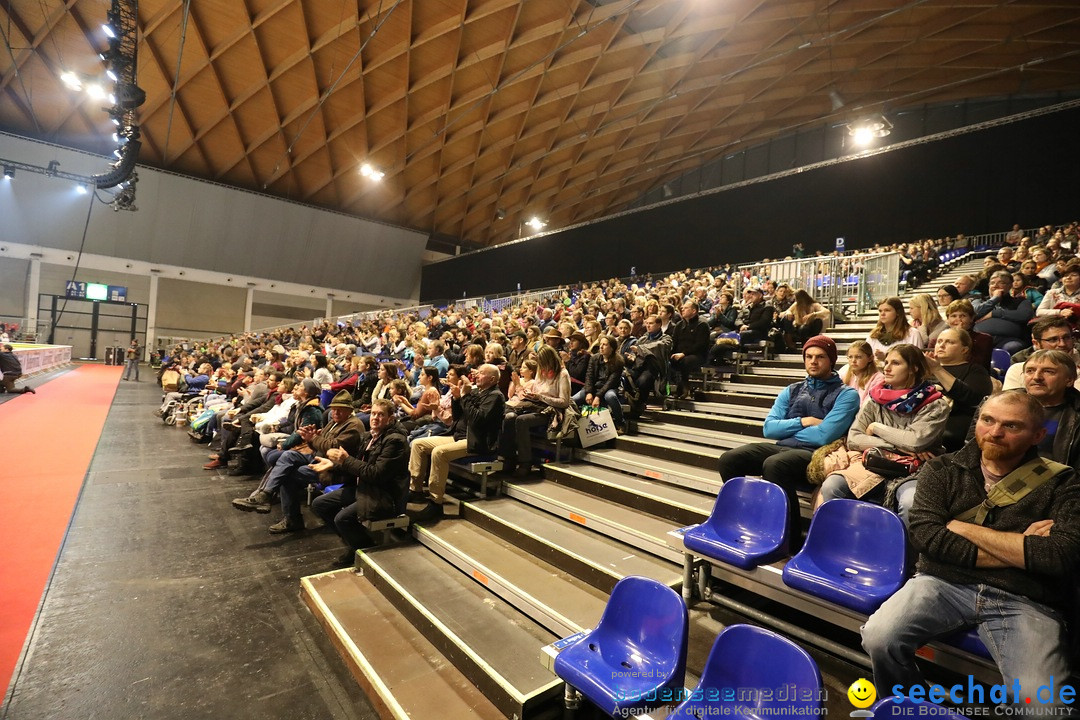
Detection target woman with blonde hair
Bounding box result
[867,297,923,362]
[908,294,946,347]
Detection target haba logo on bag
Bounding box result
[585,416,610,435]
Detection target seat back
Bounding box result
[800,499,908,588]
[669,625,821,719]
[587,576,689,679]
[706,477,789,550]
[991,348,1011,379]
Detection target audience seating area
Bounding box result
[151,221,1079,718]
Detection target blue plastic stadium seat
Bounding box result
[683,477,789,569]
[668,625,822,720]
[782,499,909,614]
[553,576,688,717]
[991,348,1011,380]
[871,696,964,720]
[945,627,992,659]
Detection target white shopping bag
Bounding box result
[577,408,618,447]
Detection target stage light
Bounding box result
[3,167,13,180]
[86,82,107,100]
[76,184,88,195]
[60,71,83,90]
[106,68,118,82]
[526,216,547,231]
[102,23,116,38]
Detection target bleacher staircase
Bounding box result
[302,253,992,719]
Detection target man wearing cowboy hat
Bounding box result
[233,390,363,533]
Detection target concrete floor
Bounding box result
[2,376,377,720]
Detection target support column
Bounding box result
[244,287,254,332]
[26,255,41,338]
[146,273,159,360]
[325,294,334,321]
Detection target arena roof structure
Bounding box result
[2,0,1079,247]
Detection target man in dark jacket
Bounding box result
[669,301,711,398]
[406,363,505,522]
[863,391,1080,706]
[314,398,410,565]
[717,336,859,546]
[625,315,671,416]
[0,344,35,394]
[232,390,362,529]
[736,286,775,345]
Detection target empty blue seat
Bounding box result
[871,696,964,720]
[991,348,1011,380]
[668,624,822,719]
[553,576,688,717]
[683,477,789,569]
[782,499,908,614]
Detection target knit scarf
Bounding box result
[868,380,942,415]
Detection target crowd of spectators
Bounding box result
[148,221,1080,699]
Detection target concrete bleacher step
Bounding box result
[692,391,776,409]
[461,499,682,592]
[742,364,804,379]
[719,379,790,395]
[358,544,562,719]
[635,417,762,451]
[726,374,792,388]
[504,479,684,563]
[575,446,724,496]
[646,410,764,439]
[541,463,713,526]
[671,399,771,420]
[301,570,507,720]
[615,433,725,469]
[412,520,609,638]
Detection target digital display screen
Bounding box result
[85,283,108,301]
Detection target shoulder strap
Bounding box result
[955,457,1071,525]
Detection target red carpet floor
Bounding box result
[0,364,121,695]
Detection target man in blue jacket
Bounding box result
[717,335,859,547]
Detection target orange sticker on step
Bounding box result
[569,513,587,525]
[644,470,662,480]
[472,570,489,586]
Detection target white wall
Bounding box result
[0,132,426,300]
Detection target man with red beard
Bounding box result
[865,391,1080,707]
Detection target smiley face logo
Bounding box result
[847,678,877,709]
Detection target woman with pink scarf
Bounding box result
[814,344,950,519]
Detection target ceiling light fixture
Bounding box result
[359,163,385,181]
[3,167,13,180]
[847,115,893,146]
[526,216,547,231]
[60,71,83,90]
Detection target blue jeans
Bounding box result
[263,449,316,516]
[862,574,1070,705]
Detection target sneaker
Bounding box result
[268,517,304,534]
[231,492,272,513]
[407,501,443,524]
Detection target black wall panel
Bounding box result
[421,108,1080,303]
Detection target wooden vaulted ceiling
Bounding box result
[2,0,1080,248]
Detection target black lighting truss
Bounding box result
[92,0,144,190]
